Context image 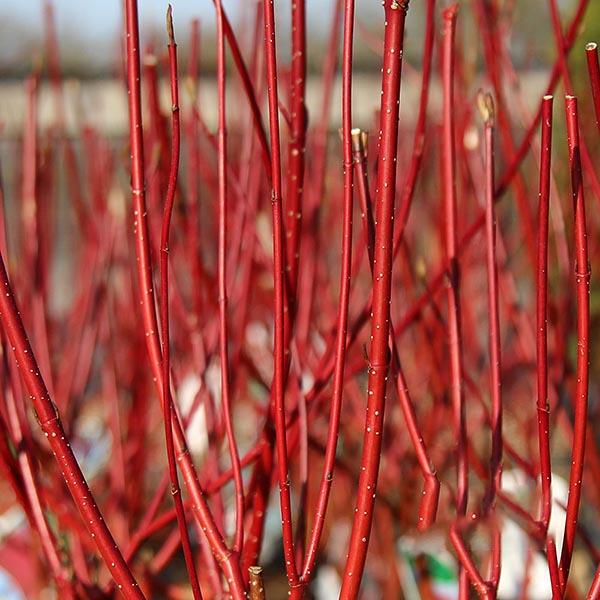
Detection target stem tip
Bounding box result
[166,5,175,45]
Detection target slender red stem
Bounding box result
[589,565,600,599]
[441,7,469,598]
[393,0,435,254]
[123,1,245,595]
[300,0,355,588]
[294,0,343,355]
[536,96,554,534]
[285,0,307,304]
[480,91,502,589]
[184,19,206,323]
[261,0,298,587]
[211,0,271,177]
[214,0,245,554]
[449,518,493,599]
[441,0,468,519]
[558,95,590,594]
[352,130,439,529]
[159,9,203,599]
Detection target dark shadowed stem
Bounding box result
[547,0,600,206]
[480,91,502,590]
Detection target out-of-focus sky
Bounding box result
[5,0,383,38]
[0,1,578,77]
[0,1,386,76]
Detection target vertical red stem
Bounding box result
[441,7,469,598]
[559,95,590,593]
[586,42,600,134]
[480,92,502,589]
[285,0,307,304]
[300,0,355,589]
[352,131,440,529]
[393,0,435,254]
[123,1,245,595]
[214,0,245,554]
[159,9,203,599]
[340,2,408,597]
[261,0,299,588]
[211,0,271,176]
[536,96,554,534]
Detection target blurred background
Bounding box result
[0,1,597,135]
[0,1,600,599]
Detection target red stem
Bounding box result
[285,0,307,303]
[159,9,203,599]
[352,131,439,529]
[2,356,74,598]
[558,95,590,594]
[586,42,600,134]
[123,1,245,595]
[211,0,271,177]
[481,92,502,590]
[449,518,493,599]
[441,7,469,598]
[536,96,554,534]
[393,0,435,254]
[300,0,355,588]
[589,565,600,599]
[261,0,298,587]
[340,2,408,597]
[214,0,245,554]
[184,19,207,323]
[0,247,144,600]
[441,0,468,522]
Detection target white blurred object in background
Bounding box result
[498,469,568,599]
